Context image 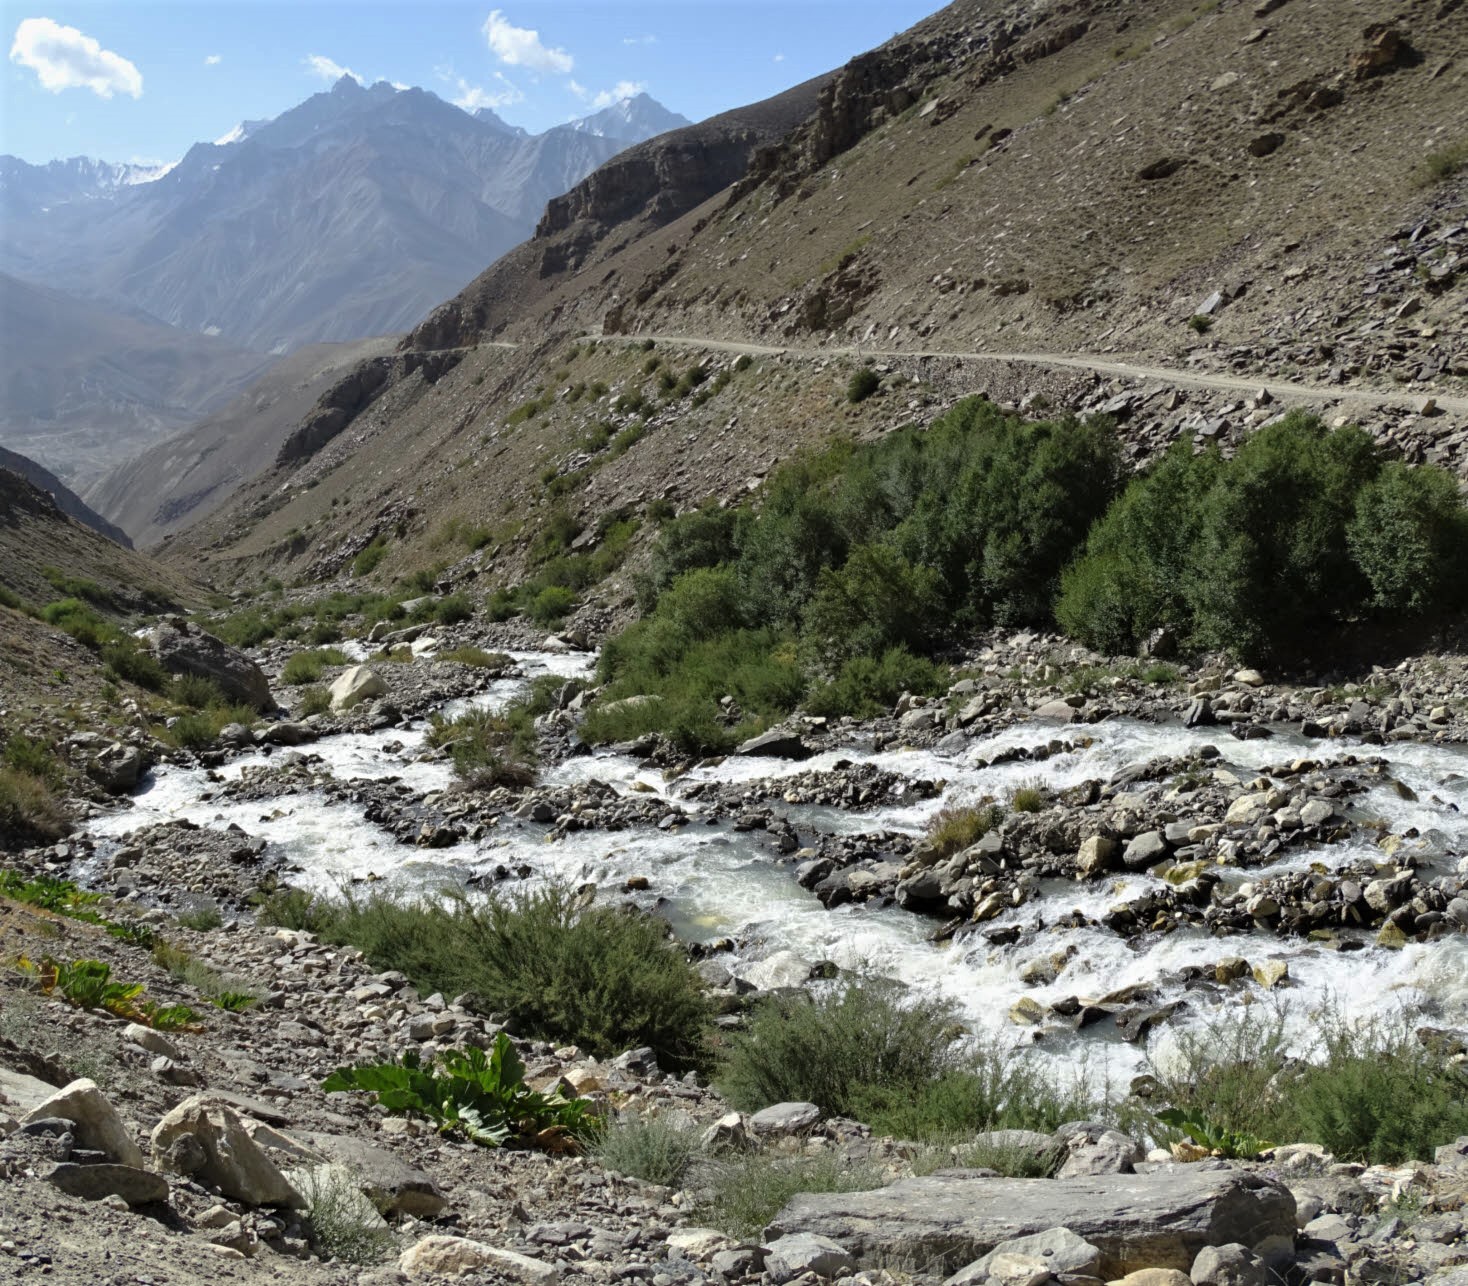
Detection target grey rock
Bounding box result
[765,1167,1296,1277]
[147,617,273,711]
[1191,1243,1267,1286]
[764,1232,855,1280]
[88,742,145,793]
[736,729,812,760]
[749,1102,821,1136]
[1122,831,1169,870]
[150,1095,304,1207]
[946,1227,1102,1286]
[1033,700,1080,724]
[45,1161,169,1206]
[304,1131,446,1217]
[22,1078,144,1168]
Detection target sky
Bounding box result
[1,1,942,165]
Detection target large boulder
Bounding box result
[150,1095,303,1207]
[147,617,273,711]
[764,1166,1295,1277]
[329,665,387,711]
[22,1078,144,1167]
[736,728,812,759]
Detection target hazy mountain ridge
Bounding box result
[0,78,691,354]
[0,445,132,547]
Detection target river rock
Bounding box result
[764,1167,1296,1276]
[400,1235,558,1283]
[749,1102,822,1136]
[329,665,388,711]
[947,1227,1102,1286]
[765,1232,856,1280]
[1225,794,1270,826]
[88,742,145,793]
[1077,836,1119,878]
[22,1078,144,1168]
[737,729,812,759]
[1034,700,1080,723]
[45,1160,169,1207]
[1113,1271,1193,1286]
[740,950,814,991]
[150,1095,304,1207]
[1190,1243,1267,1286]
[147,617,274,711]
[1123,831,1168,870]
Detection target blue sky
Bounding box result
[2,1,941,164]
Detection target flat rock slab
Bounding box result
[303,1131,445,1217]
[765,1165,1295,1278]
[46,1161,169,1206]
[0,1066,61,1116]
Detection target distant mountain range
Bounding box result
[0,81,688,483]
[0,444,132,547]
[1,81,689,354]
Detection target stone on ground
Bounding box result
[150,1095,304,1207]
[764,1232,857,1280]
[946,1227,1102,1286]
[329,664,388,711]
[45,1161,169,1207]
[1191,1243,1267,1286]
[399,1235,558,1283]
[748,1101,822,1136]
[22,1078,145,1168]
[303,1130,445,1217]
[147,617,274,711]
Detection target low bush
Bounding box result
[164,704,256,750]
[1009,780,1046,813]
[172,673,229,708]
[435,593,474,625]
[42,568,113,607]
[593,1114,702,1187]
[923,803,1004,859]
[102,640,168,691]
[803,647,944,720]
[425,702,536,786]
[3,736,58,785]
[324,1034,597,1150]
[298,686,332,716]
[529,585,576,626]
[282,647,350,685]
[316,885,710,1071]
[718,978,961,1118]
[255,886,336,933]
[1144,1004,1468,1164]
[353,536,390,577]
[847,367,881,403]
[41,598,118,649]
[297,1165,395,1265]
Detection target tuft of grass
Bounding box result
[353,536,389,577]
[0,768,70,843]
[696,1154,884,1241]
[1419,140,1468,186]
[298,685,332,716]
[1187,314,1213,334]
[592,1114,703,1188]
[163,704,257,750]
[175,899,224,931]
[152,940,260,1011]
[923,803,1004,859]
[1009,779,1046,813]
[255,886,336,933]
[847,367,881,404]
[297,1165,396,1265]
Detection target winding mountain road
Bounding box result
[597,333,1468,418]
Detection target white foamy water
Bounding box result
[84,652,1468,1086]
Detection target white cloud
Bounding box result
[773,53,786,62]
[451,72,522,111]
[9,17,142,99]
[482,10,572,74]
[204,53,221,66]
[305,54,362,84]
[569,78,646,110]
[622,34,656,46]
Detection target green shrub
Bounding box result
[733,354,753,373]
[0,585,35,614]
[3,736,58,785]
[297,1165,395,1265]
[41,598,118,649]
[802,544,943,666]
[1419,140,1468,185]
[255,886,336,933]
[317,885,710,1071]
[281,647,350,685]
[172,673,229,708]
[164,704,256,750]
[353,536,389,577]
[425,704,536,786]
[298,686,331,716]
[803,647,944,719]
[324,1034,597,1150]
[529,585,576,626]
[923,803,1004,858]
[1347,462,1468,616]
[593,1114,703,1187]
[847,367,881,403]
[175,900,224,931]
[718,978,961,1118]
[41,568,113,607]
[434,593,473,625]
[1010,780,1046,813]
[1187,314,1213,334]
[101,640,168,691]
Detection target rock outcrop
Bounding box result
[147,618,274,711]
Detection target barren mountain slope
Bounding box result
[0,446,131,547]
[161,0,1467,592]
[86,336,396,548]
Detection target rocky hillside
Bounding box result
[157,0,1465,593]
[84,337,396,549]
[0,446,131,548]
[1,78,689,355]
